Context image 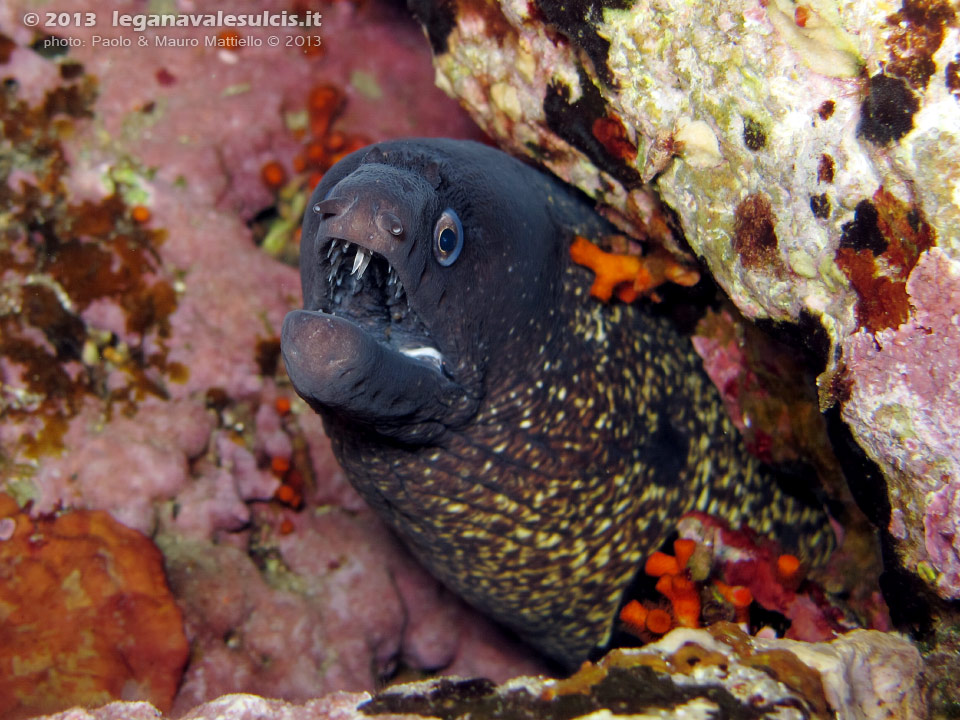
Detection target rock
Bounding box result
[0,496,188,719]
[842,247,960,599]
[21,627,925,720]
[406,0,960,602]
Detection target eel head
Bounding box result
[281,139,564,443]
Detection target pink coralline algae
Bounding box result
[690,306,869,538]
[842,247,960,598]
[163,508,541,714]
[31,398,214,535]
[0,0,545,712]
[925,483,960,597]
[692,307,834,467]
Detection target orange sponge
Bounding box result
[0,494,188,719]
[570,236,700,303]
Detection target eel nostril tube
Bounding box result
[379,211,404,237]
[313,195,356,216]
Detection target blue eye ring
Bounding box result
[433,208,463,266]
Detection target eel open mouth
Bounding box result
[313,230,444,374]
[323,239,408,319]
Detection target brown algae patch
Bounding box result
[0,72,183,464]
[834,188,935,334]
[733,193,779,270]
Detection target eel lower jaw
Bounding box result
[282,309,444,385]
[281,309,470,439]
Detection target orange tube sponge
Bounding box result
[619,599,649,636]
[645,608,673,635]
[130,205,151,224]
[714,580,754,609]
[645,551,680,577]
[275,483,302,508]
[671,595,702,629]
[271,455,291,475]
[261,160,287,189]
[0,494,187,719]
[713,579,753,624]
[673,539,696,570]
[777,554,801,582]
[655,574,701,629]
[570,236,700,303]
[307,84,345,138]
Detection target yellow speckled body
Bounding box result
[330,264,831,665]
[282,139,834,668]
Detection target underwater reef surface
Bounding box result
[0,0,548,716]
[0,0,947,718]
[22,625,925,720]
[407,0,960,709]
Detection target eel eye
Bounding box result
[433,208,463,266]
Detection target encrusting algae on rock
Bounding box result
[0,71,184,472]
[360,622,924,720]
[0,494,188,719]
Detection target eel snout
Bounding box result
[308,184,417,323]
[281,310,369,409]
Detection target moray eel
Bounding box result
[281,138,834,668]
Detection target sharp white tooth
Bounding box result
[358,252,372,279]
[341,242,350,254]
[351,248,370,276]
[327,240,338,258]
